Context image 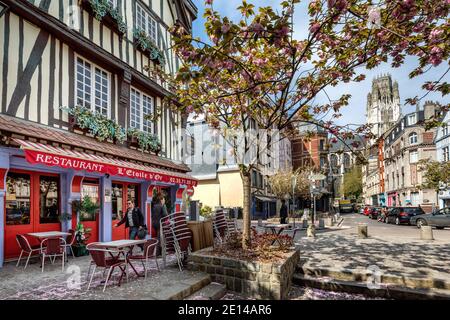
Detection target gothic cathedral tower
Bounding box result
[366,74,401,143]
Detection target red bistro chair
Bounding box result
[40,238,67,272]
[86,243,127,292]
[127,239,160,278]
[16,234,41,269]
[63,229,77,259]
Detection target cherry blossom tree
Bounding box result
[151,0,449,248]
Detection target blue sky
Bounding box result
[192,0,449,126]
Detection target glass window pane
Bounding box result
[5,173,31,225]
[112,184,123,220]
[39,176,60,224]
[80,184,100,222]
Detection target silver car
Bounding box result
[410,207,450,229]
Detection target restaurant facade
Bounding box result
[0,0,198,266]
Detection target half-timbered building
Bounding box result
[0,0,197,265]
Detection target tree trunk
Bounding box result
[241,169,252,249]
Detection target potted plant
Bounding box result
[72,223,92,257]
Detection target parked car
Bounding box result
[368,207,381,220]
[386,207,425,225]
[410,207,450,229]
[363,206,372,216]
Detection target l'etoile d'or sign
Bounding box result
[25,150,196,186]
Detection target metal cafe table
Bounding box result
[262,224,291,245]
[26,231,71,241]
[93,239,147,281]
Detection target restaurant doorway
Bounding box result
[111,183,140,240]
[80,179,100,244]
[4,170,61,259]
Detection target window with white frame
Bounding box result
[409,132,418,145]
[107,0,117,8]
[409,150,418,163]
[443,124,449,136]
[407,113,417,125]
[443,146,450,162]
[136,3,157,44]
[76,56,110,117]
[130,87,154,133]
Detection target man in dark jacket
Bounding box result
[280,199,288,224]
[114,200,144,240]
[151,195,169,255]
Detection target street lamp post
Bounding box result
[291,175,297,227]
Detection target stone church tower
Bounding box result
[366,74,401,142]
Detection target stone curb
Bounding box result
[166,274,212,300]
[293,273,450,300]
[297,266,450,291]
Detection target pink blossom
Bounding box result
[205,0,213,5]
[186,105,194,113]
[221,23,231,34]
[367,6,381,28]
[309,22,321,33]
[429,46,443,66]
[429,28,443,41]
[250,23,264,35]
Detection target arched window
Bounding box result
[343,153,351,168]
[409,132,418,145]
[388,107,393,119]
[330,154,338,167]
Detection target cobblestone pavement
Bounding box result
[220,286,385,300]
[0,254,208,300]
[296,214,450,284]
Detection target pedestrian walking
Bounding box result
[114,200,145,240]
[280,199,288,224]
[151,194,169,255]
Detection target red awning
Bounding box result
[13,139,197,187]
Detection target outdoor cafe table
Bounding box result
[26,231,71,241]
[262,224,291,245]
[93,239,147,281]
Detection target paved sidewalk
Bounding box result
[0,255,210,300]
[297,233,450,290]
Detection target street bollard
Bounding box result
[319,219,325,229]
[420,226,434,240]
[307,224,316,238]
[358,223,368,238]
[302,219,308,229]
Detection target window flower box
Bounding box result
[78,0,128,36]
[133,29,165,66]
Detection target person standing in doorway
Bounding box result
[114,200,144,240]
[152,195,169,255]
[280,199,288,224]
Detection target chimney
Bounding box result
[423,101,436,120]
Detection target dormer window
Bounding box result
[407,113,417,126]
[136,3,157,44]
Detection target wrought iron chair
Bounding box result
[160,211,192,271]
[86,243,127,292]
[127,238,160,278]
[40,237,67,272]
[16,234,41,269]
